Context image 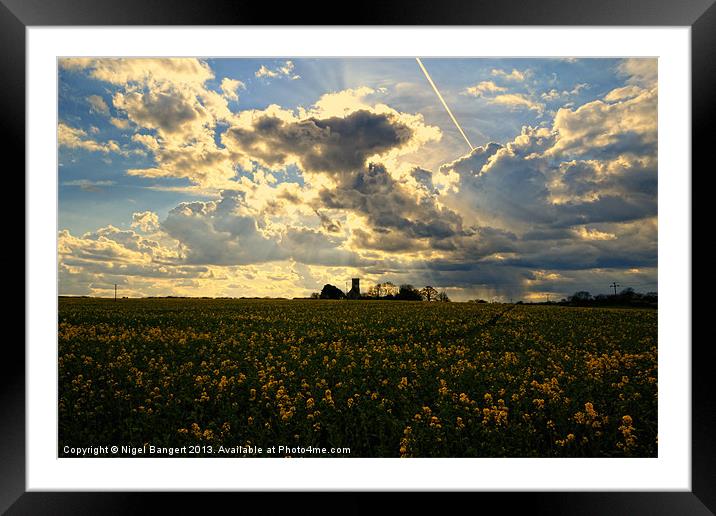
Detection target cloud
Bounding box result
[488,93,544,112]
[59,226,183,271]
[490,68,529,81]
[60,58,214,87]
[255,60,300,80]
[65,58,237,188]
[464,81,506,96]
[574,226,617,241]
[223,109,414,174]
[87,95,110,115]
[315,210,342,233]
[58,224,218,297]
[438,117,656,232]
[309,87,378,117]
[220,77,245,100]
[113,86,213,136]
[110,117,130,129]
[58,58,658,301]
[77,59,440,191]
[131,211,160,232]
[70,61,441,193]
[463,80,544,113]
[617,58,657,87]
[548,84,657,159]
[160,191,368,267]
[161,195,284,265]
[603,85,643,102]
[62,179,116,192]
[58,122,122,154]
[318,163,465,253]
[540,83,589,101]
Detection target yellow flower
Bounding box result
[218,376,229,391]
[322,389,334,407]
[585,402,597,418]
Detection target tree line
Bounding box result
[466,287,657,307]
[560,288,657,307]
[311,282,451,302]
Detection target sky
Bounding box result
[58,57,657,301]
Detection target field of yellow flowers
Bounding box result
[58,298,657,457]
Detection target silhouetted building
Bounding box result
[347,278,361,299]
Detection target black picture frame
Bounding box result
[4,0,711,513]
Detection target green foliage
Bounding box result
[59,298,657,457]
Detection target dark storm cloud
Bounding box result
[317,163,465,250]
[441,133,657,229]
[522,228,573,241]
[410,167,436,193]
[223,109,413,173]
[439,142,502,177]
[552,195,657,227]
[558,159,657,201]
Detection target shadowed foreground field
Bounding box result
[58,298,657,457]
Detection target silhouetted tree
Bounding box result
[437,290,451,302]
[397,284,422,301]
[420,286,438,301]
[619,287,636,299]
[319,284,345,300]
[310,292,320,299]
[569,291,592,302]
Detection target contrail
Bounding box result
[416,57,475,152]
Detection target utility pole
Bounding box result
[114,284,117,301]
[610,282,620,296]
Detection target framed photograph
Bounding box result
[6,0,711,512]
